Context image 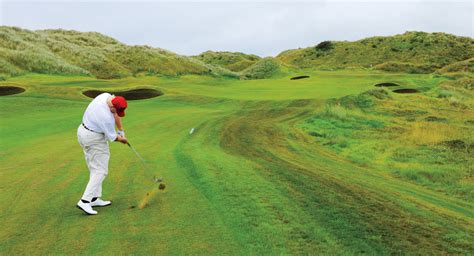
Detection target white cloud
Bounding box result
[1,1,472,56]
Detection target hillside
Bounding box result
[276,31,474,73]
[193,51,261,72]
[0,26,219,79]
[240,57,284,79]
[436,58,474,77]
[1,27,473,80]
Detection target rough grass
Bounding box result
[436,57,474,75]
[193,51,260,72]
[240,57,283,79]
[0,26,217,79]
[300,84,474,201]
[374,61,438,74]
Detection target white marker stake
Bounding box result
[189,128,195,134]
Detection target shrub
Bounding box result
[315,41,333,51]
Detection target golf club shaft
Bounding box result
[126,142,161,186]
[127,142,146,166]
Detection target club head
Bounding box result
[154,176,163,183]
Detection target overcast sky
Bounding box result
[0,0,472,56]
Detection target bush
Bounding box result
[315,41,333,51]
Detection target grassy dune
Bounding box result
[0,27,215,79]
[277,32,473,72]
[0,70,472,254]
[1,27,473,81]
[193,51,261,72]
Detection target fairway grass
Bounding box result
[0,70,472,254]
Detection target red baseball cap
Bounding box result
[112,96,127,117]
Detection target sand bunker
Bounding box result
[393,89,420,94]
[0,86,26,96]
[374,82,400,87]
[83,88,163,100]
[291,76,310,80]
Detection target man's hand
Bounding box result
[117,130,125,137]
[116,135,128,144]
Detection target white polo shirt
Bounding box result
[82,93,117,142]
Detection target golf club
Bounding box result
[126,141,166,210]
[126,141,146,166]
[126,141,165,188]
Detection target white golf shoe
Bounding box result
[90,198,112,207]
[76,200,98,215]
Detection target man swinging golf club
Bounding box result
[76,93,128,215]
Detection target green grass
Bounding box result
[0,70,473,254]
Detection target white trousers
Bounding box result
[77,125,110,202]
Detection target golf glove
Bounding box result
[117,130,125,137]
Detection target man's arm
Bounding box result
[114,113,126,138]
[114,113,123,131]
